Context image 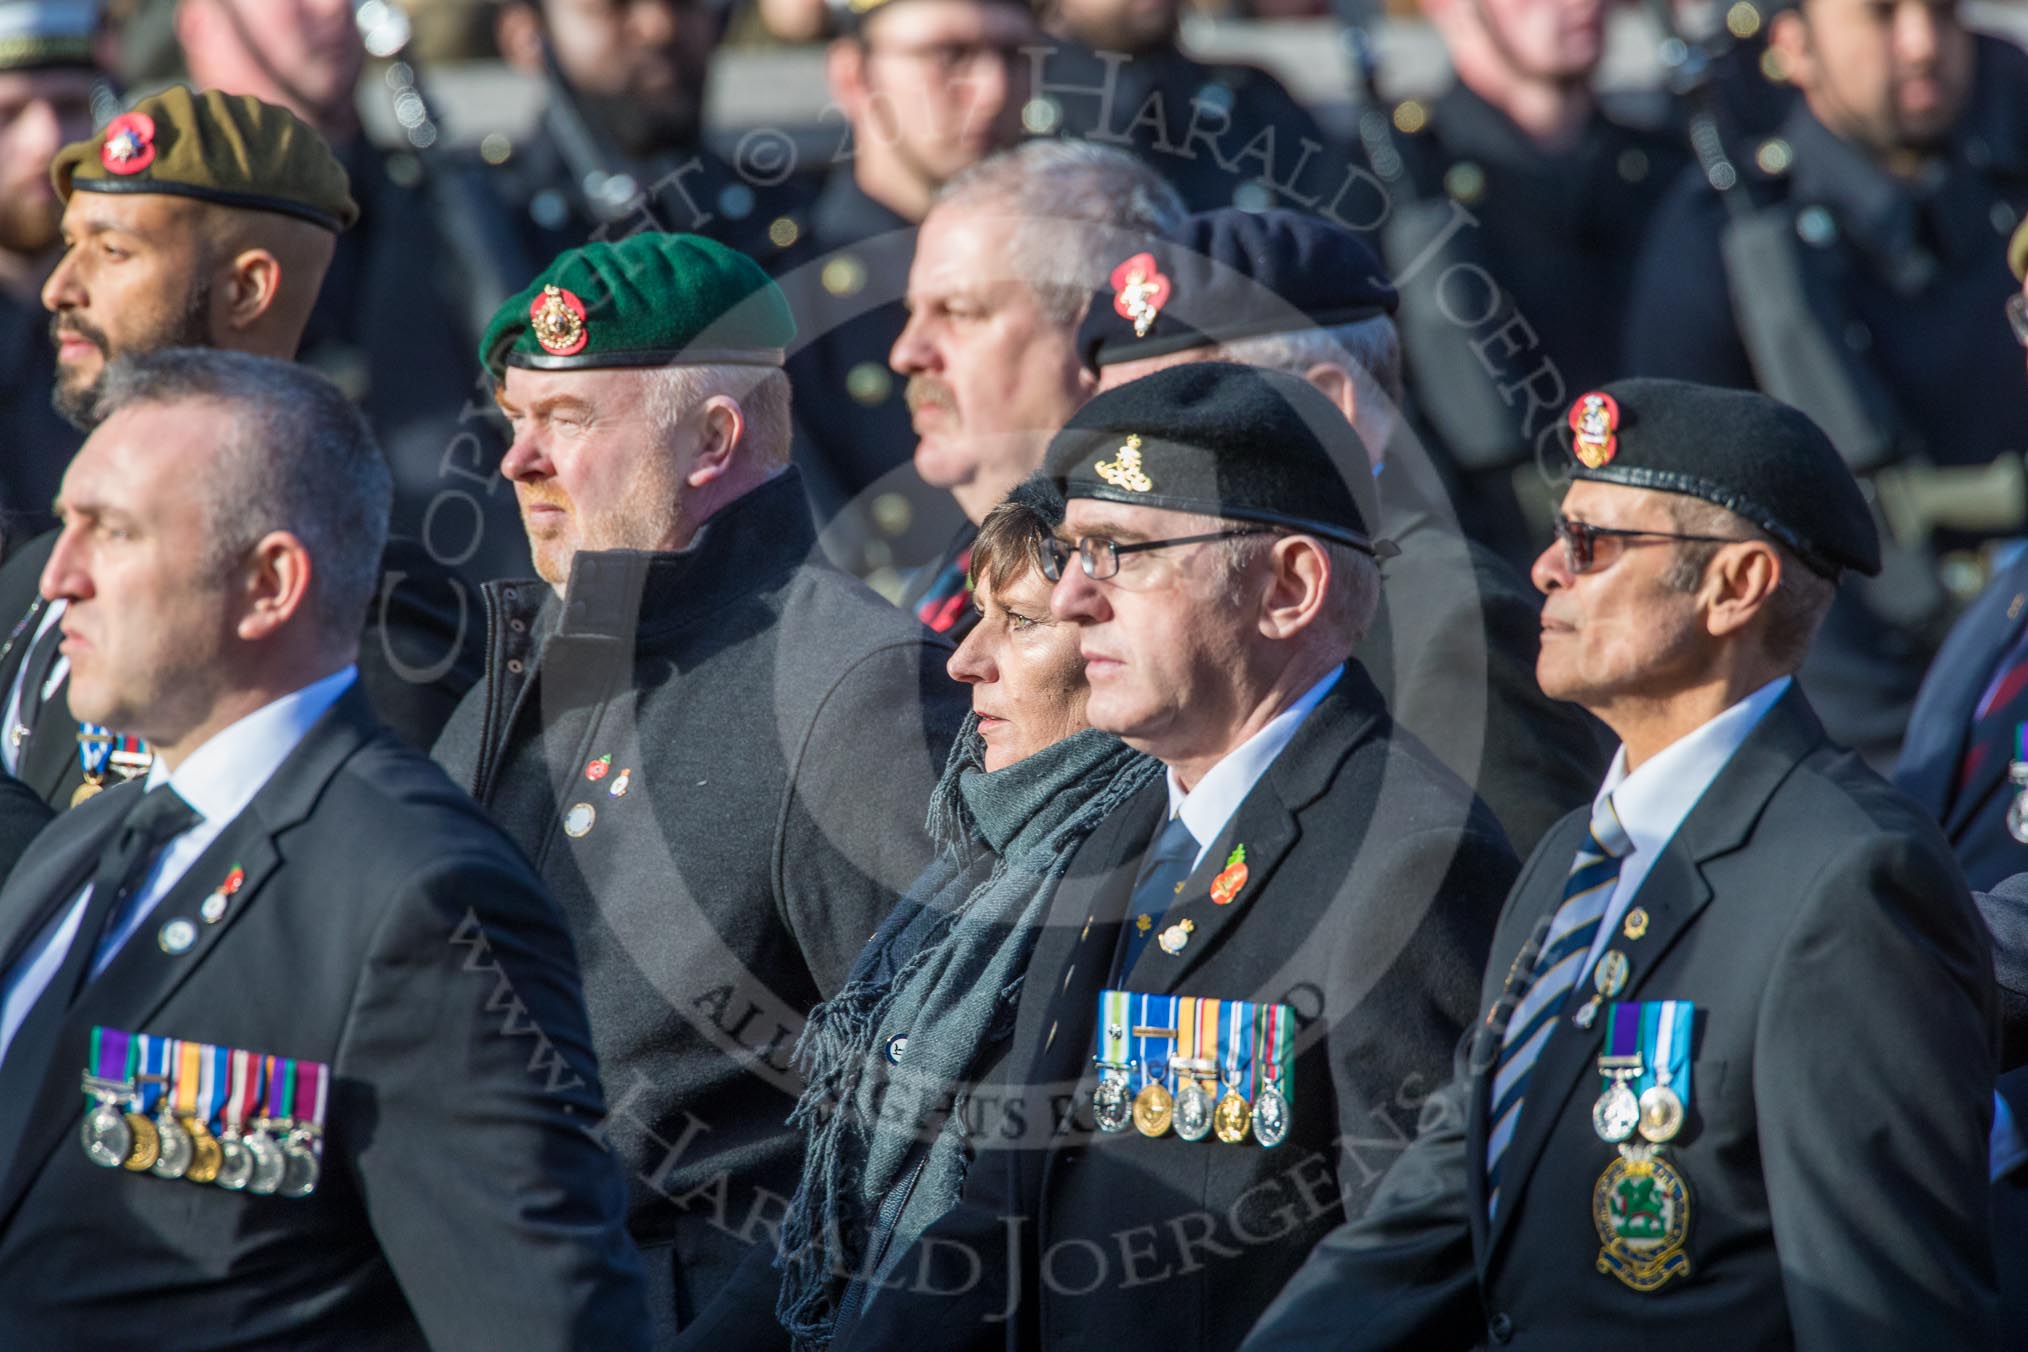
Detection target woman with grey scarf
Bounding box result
[775,479,1158,1350]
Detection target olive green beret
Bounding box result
[481,233,796,381]
[52,85,357,232]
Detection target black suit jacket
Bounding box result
[0,530,482,816]
[0,686,649,1350]
[1245,686,1997,1351]
[839,664,1519,1352]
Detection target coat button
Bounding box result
[1488,1312,1514,1343]
[507,658,524,674]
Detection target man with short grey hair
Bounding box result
[434,233,966,1349]
[0,348,652,1348]
[890,138,1185,637]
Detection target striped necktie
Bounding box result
[1484,794,1631,1219]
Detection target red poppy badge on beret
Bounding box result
[100,113,156,176]
[1568,391,1620,469]
[1110,252,1172,339]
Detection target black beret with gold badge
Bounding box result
[1561,377,1880,578]
[1044,360,1394,557]
[52,84,357,232]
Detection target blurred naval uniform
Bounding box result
[435,234,966,1348]
[839,364,1519,1352]
[1244,380,1998,1352]
[1623,33,2028,762]
[1033,33,1353,215]
[1362,84,1688,570]
[0,87,483,814]
[1074,207,1609,857]
[0,0,99,553]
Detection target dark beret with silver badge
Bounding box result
[1044,361,1395,558]
[1561,377,1880,578]
[1077,208,1398,370]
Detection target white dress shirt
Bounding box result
[1573,676,1791,987]
[1165,665,1343,870]
[0,666,356,1065]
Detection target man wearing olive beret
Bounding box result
[0,85,478,847]
[1247,379,1996,1351]
[841,362,1519,1351]
[434,232,965,1349]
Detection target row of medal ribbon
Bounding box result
[79,1026,328,1197]
[1092,990,1294,1146]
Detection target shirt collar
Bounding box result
[1166,664,1343,856]
[144,666,357,825]
[1596,676,1791,860]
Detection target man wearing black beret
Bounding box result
[841,361,1520,1350]
[1247,379,1997,1351]
[1078,208,1608,859]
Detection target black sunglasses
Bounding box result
[1553,516,1745,575]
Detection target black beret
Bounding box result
[1078,208,1398,370]
[1561,377,1880,578]
[829,0,1032,36]
[1045,361,1394,557]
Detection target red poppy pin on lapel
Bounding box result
[1210,845,1248,905]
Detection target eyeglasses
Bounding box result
[2008,292,2028,349]
[1038,529,1273,582]
[1552,516,1745,575]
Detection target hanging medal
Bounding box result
[215,1047,260,1191]
[1170,997,1217,1142]
[176,1038,224,1184]
[138,1035,193,1180]
[2008,725,2028,844]
[1252,1001,1291,1148]
[1636,1002,1692,1145]
[78,1026,138,1169]
[1091,990,1133,1133]
[108,732,151,782]
[1592,1000,1697,1293]
[280,1060,327,1197]
[1131,993,1177,1137]
[1592,1004,1644,1143]
[1213,997,1253,1144]
[246,1056,292,1195]
[72,723,114,806]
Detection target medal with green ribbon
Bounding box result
[1592,1000,1696,1293]
[1252,1001,1292,1147]
[1092,990,1133,1133]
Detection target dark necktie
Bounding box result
[1112,813,1199,983]
[0,785,201,1147]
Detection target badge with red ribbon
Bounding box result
[1110,252,1172,338]
[100,113,156,175]
[1568,391,1621,469]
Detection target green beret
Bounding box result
[1044,361,1395,558]
[480,234,796,381]
[0,1,97,72]
[1561,378,1880,578]
[52,85,357,232]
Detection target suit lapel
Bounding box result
[0,688,375,1228]
[22,670,83,807]
[1477,686,1827,1263]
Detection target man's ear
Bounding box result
[1702,540,1784,640]
[235,530,314,643]
[685,395,747,489]
[220,248,284,334]
[827,36,869,116]
[1765,9,1811,89]
[1256,535,1331,642]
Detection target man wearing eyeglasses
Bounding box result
[839,360,1520,1351]
[1245,377,1996,1352]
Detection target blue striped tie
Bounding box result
[1484,795,1631,1219]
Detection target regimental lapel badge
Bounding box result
[1158,917,1195,955]
[609,768,632,798]
[1569,391,1621,469]
[1210,845,1248,906]
[1109,252,1173,339]
[531,284,589,356]
[100,113,156,175]
[200,865,246,925]
[1095,434,1154,493]
[1623,906,1650,941]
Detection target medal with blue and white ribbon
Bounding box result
[139,1033,194,1179]
[1213,998,1253,1143]
[72,723,115,806]
[1131,993,1178,1137]
[1592,1001,1696,1293]
[1092,990,1133,1133]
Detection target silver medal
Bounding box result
[150,1111,193,1179]
[246,1129,288,1194]
[2010,788,2028,845]
[279,1133,321,1198]
[1093,1069,1133,1133]
[1173,1081,1215,1142]
[215,1131,254,1191]
[1251,1084,1289,1148]
[1592,1079,1640,1143]
[79,1101,132,1169]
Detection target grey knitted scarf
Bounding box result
[775,717,1157,1350]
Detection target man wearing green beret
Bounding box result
[0,84,480,826]
[434,231,966,1348]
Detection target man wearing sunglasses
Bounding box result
[1247,378,1995,1351]
[840,360,1520,1350]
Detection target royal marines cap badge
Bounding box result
[1109,252,1172,339]
[530,284,589,357]
[1569,391,1620,469]
[99,112,155,175]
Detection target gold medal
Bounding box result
[1593,1147,1693,1291]
[185,1123,224,1184]
[1213,1091,1251,1143]
[1132,1082,1173,1137]
[120,1112,160,1171]
[71,775,103,807]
